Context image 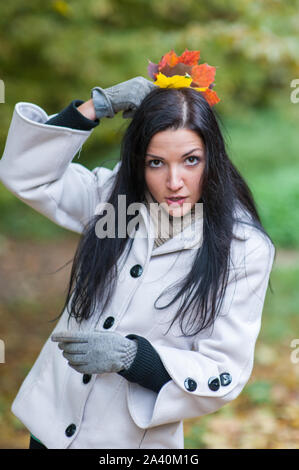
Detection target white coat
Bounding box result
[0,102,275,449]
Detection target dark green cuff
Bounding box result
[118,334,172,393]
[45,99,100,130]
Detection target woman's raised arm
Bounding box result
[0,99,120,234]
[0,78,156,233]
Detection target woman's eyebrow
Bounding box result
[145,148,204,159]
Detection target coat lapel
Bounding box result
[134,192,204,257]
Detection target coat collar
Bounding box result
[134,192,204,257]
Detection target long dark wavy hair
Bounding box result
[51,86,275,337]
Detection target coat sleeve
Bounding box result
[0,102,121,234]
[125,229,275,429]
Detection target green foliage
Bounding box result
[244,381,272,405]
[1,0,298,126]
[224,107,299,248]
[0,187,70,240]
[251,167,299,247]
[0,0,298,246]
[184,421,208,449]
[261,266,299,342]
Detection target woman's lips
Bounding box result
[165,197,187,206]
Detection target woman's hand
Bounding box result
[77,99,97,121]
[91,76,157,120]
[51,330,137,375]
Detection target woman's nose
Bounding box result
[166,169,184,191]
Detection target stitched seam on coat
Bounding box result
[138,429,148,448]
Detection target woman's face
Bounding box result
[145,128,205,217]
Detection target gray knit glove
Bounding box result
[51,330,138,375]
[91,76,157,120]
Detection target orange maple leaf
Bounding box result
[177,49,200,66]
[150,49,220,106]
[201,88,220,106]
[191,63,216,88]
[158,49,179,71]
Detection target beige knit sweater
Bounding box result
[143,189,201,250]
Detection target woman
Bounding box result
[0,77,275,449]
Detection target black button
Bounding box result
[83,374,92,384]
[65,424,76,437]
[130,264,143,278]
[220,372,232,386]
[208,376,220,391]
[103,316,115,329]
[184,378,197,392]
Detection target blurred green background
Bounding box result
[0,0,298,449]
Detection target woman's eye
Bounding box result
[148,159,162,168]
[186,156,200,165]
[147,156,200,168]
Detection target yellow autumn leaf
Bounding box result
[154,72,193,89]
[194,86,209,92]
[52,0,71,16]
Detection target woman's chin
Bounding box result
[157,200,193,218]
[167,205,192,218]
